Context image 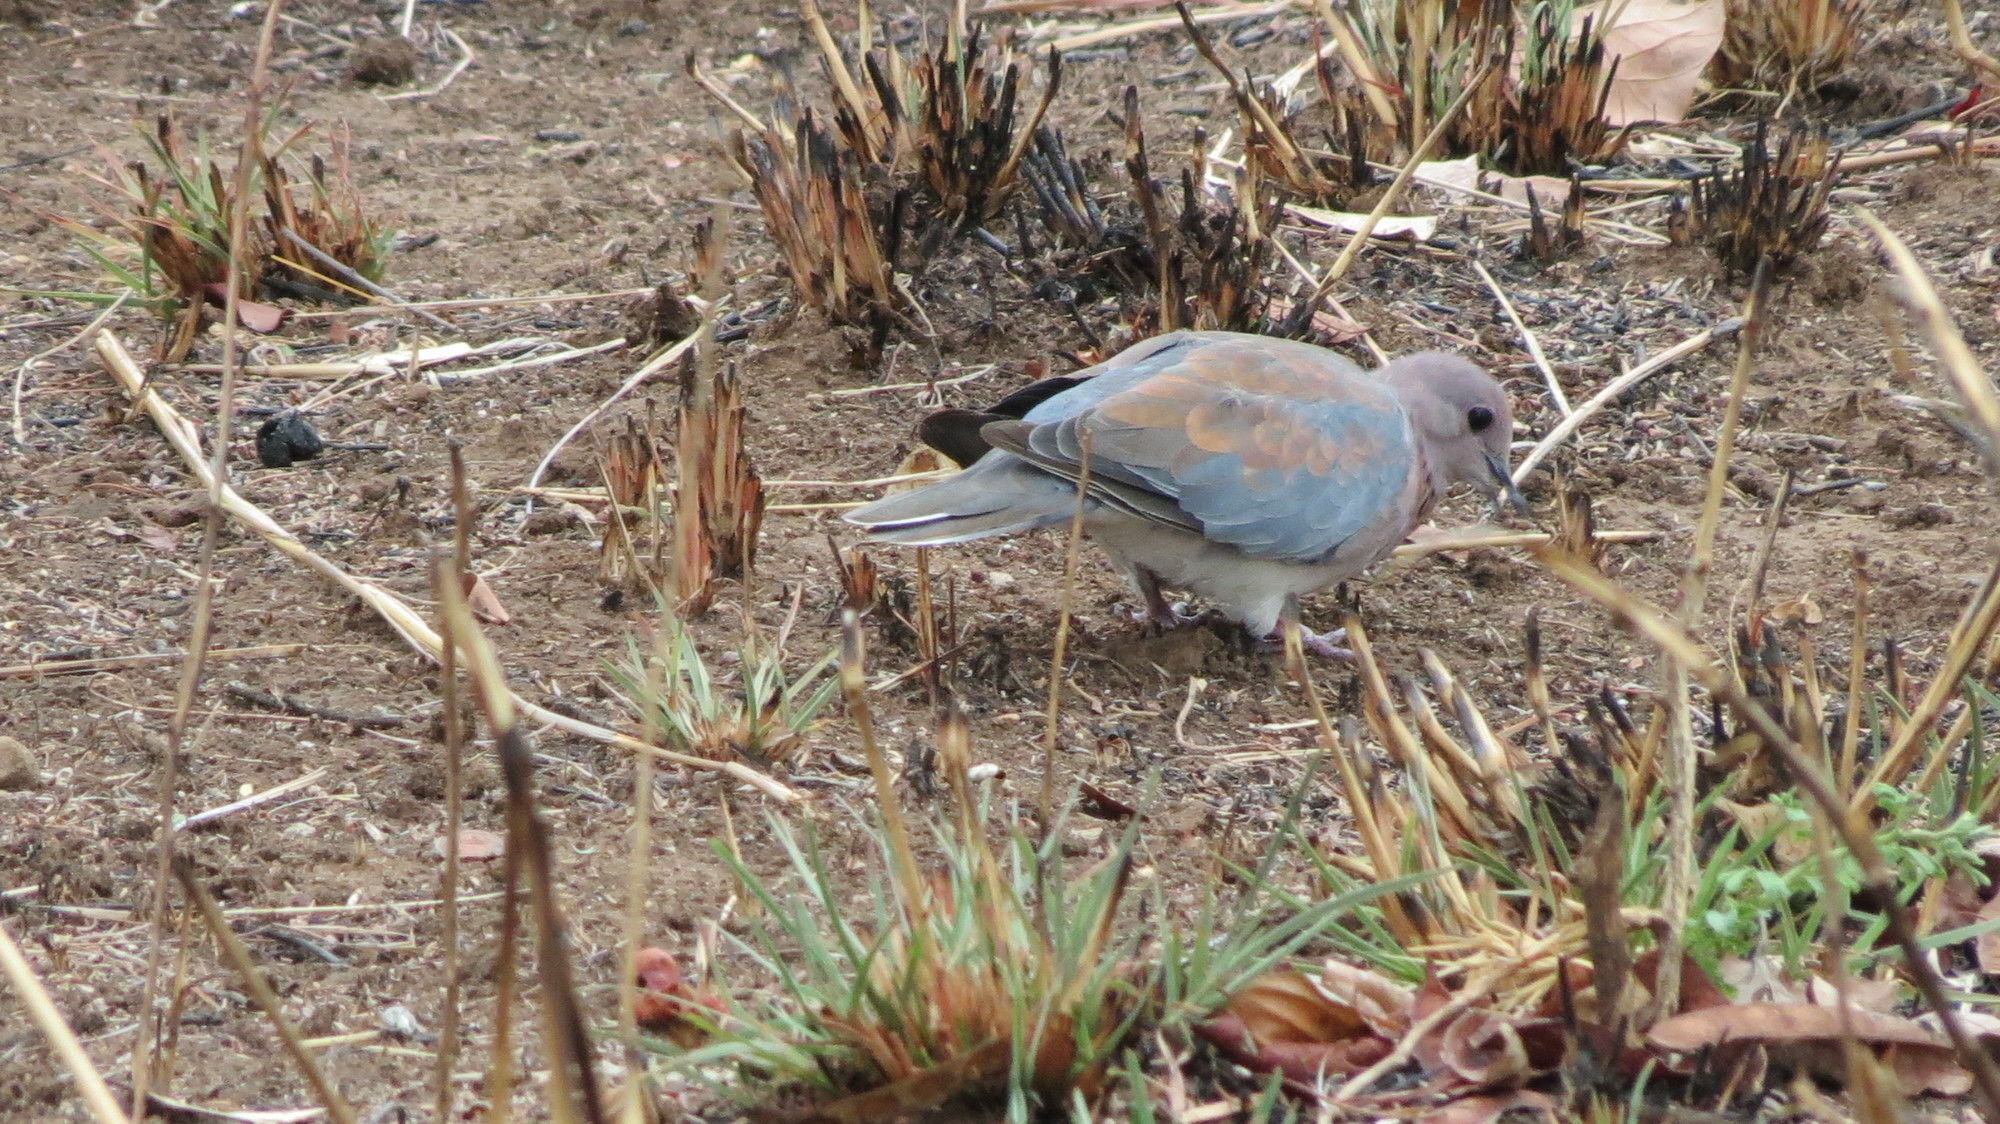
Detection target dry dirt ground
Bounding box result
[2,0,1998,1120]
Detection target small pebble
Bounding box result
[0,736,37,790]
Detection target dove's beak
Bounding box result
[1485,452,1530,515]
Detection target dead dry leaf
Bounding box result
[1977,891,2000,974]
[1286,203,1437,243]
[461,571,511,625]
[199,283,292,333]
[1435,1009,1565,1086]
[1414,156,1572,207]
[1648,1001,1971,1095]
[1193,966,1404,1081]
[136,519,180,553]
[1316,960,1415,1038]
[1585,0,1725,126]
[1194,1011,1393,1082]
[1229,966,1366,1044]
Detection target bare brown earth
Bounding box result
[1,1,1997,1120]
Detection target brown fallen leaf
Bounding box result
[1231,966,1368,1044]
[1434,1008,1565,1087]
[1414,156,1572,207]
[461,571,511,625]
[136,519,180,553]
[1193,966,1403,1081]
[1585,0,1726,126]
[1194,1011,1392,1083]
[198,282,292,333]
[1648,1001,1971,1095]
[1317,960,1415,1039]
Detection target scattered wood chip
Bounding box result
[437,828,504,861]
[462,571,511,625]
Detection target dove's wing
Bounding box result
[982,332,1420,564]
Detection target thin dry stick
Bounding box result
[1288,621,1411,941]
[1470,259,1571,416]
[11,290,129,444]
[527,329,703,491]
[1532,545,2000,1117]
[614,633,662,1124]
[96,332,800,802]
[277,228,453,330]
[1044,2,1291,54]
[174,766,328,832]
[1310,0,1398,126]
[179,338,539,377]
[438,501,603,1124]
[175,859,357,1124]
[1040,430,1092,830]
[1943,0,2000,83]
[1838,550,1869,797]
[841,610,925,906]
[1655,258,1772,1022]
[0,920,129,1124]
[429,449,471,1122]
[1511,320,1742,485]
[285,288,651,319]
[1850,209,2000,802]
[1854,209,2000,477]
[1302,58,1501,310]
[1388,527,1656,561]
[131,6,285,1111]
[0,643,299,680]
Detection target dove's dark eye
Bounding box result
[1467,406,1495,433]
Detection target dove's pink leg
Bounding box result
[1260,596,1354,660]
[1129,567,1194,630]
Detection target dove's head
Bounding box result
[1383,352,1527,513]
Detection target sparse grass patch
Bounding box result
[30,116,393,361]
[611,614,839,771]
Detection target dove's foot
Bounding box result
[1129,602,1200,632]
[1258,626,1353,661]
[1127,567,1199,633]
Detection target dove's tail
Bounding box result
[843,460,1076,546]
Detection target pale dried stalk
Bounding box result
[94,332,800,803]
[0,921,128,1124]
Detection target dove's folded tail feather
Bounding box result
[844,461,1076,546]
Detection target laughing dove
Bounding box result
[845,330,1523,654]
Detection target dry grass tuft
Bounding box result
[44,116,392,361]
[1669,121,1839,277]
[1014,86,1301,343]
[1317,0,1619,176]
[712,8,1056,357]
[1713,0,1867,98]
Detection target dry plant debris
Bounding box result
[1668,120,1840,276]
[8,2,2000,1123]
[42,116,392,361]
[1711,0,1866,98]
